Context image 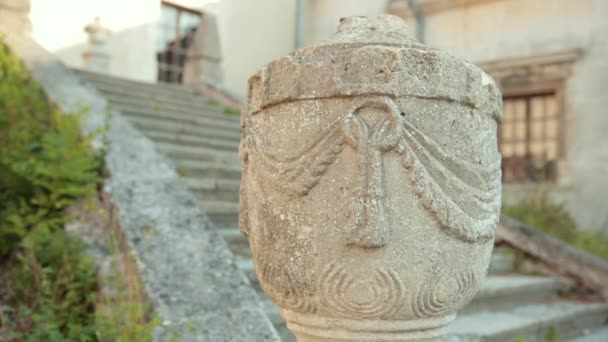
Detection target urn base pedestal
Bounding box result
[282,309,455,342]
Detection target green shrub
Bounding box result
[503,191,608,260]
[0,39,101,340]
[0,40,102,255]
[4,229,98,341]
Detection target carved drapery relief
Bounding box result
[241,96,501,244]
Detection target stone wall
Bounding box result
[217,0,297,98]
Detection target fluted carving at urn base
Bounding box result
[282,310,454,342]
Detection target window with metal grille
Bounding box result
[156,1,202,83]
[499,93,561,183]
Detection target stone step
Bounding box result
[156,142,240,165]
[219,228,251,261]
[488,246,516,275]
[236,258,256,282]
[243,288,608,342]
[102,91,239,122]
[464,275,564,314]
[173,159,242,180]
[187,178,241,202]
[96,85,228,113]
[144,130,239,153]
[78,71,242,121]
[568,326,608,342]
[115,102,240,130]
[75,69,222,105]
[80,79,224,113]
[199,200,239,229]
[129,115,241,142]
[445,300,608,342]
[244,289,608,342]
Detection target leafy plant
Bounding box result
[0,39,101,340]
[4,229,98,341]
[0,38,157,342]
[0,41,102,256]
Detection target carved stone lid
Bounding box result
[321,15,422,47]
[247,15,502,122]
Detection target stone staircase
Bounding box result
[75,70,241,230]
[76,70,608,342]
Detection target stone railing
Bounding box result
[498,215,608,300]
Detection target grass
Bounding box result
[503,191,608,260]
[93,196,159,341]
[176,166,189,177]
[223,107,240,116]
[206,99,219,107]
[205,98,240,116]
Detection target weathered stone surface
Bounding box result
[240,15,502,341]
[2,31,279,342]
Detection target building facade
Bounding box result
[388,0,608,235]
[25,0,297,97]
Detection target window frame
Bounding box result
[478,50,580,185]
[499,89,564,183]
[157,1,203,83]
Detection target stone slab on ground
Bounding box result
[172,160,242,180]
[3,32,279,342]
[464,275,564,313]
[568,327,608,342]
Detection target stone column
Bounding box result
[183,12,224,87]
[240,15,503,341]
[0,0,31,35]
[82,17,111,73]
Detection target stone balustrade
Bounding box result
[82,17,111,73]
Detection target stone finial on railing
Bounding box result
[240,15,503,341]
[82,17,111,73]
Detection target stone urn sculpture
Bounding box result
[239,15,502,341]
